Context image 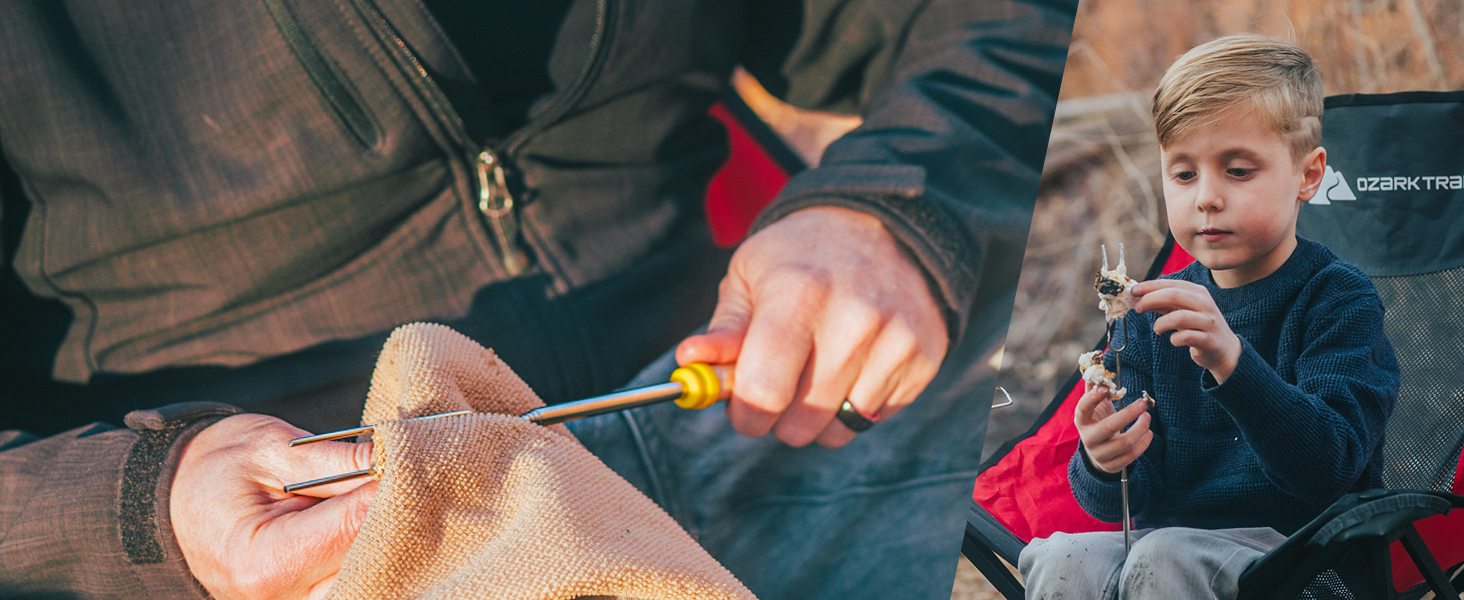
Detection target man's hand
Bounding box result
[171,414,377,600]
[1074,385,1153,474]
[1133,280,1242,383]
[676,206,947,448]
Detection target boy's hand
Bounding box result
[1074,384,1153,474]
[1133,280,1242,383]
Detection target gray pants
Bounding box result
[1018,527,1287,600]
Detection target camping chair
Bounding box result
[964,90,1464,600]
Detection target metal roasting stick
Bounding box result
[1109,317,1133,555]
[1103,242,1134,555]
[282,363,733,493]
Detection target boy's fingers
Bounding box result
[1152,310,1217,337]
[1107,430,1155,469]
[1073,387,1113,426]
[1093,399,1149,439]
[1168,330,1216,352]
[1131,279,1202,296]
[1124,430,1156,464]
[1090,413,1152,466]
[1115,412,1152,443]
[1135,286,1210,315]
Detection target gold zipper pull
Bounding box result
[476,150,528,275]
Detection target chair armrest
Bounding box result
[967,499,1027,565]
[1238,489,1464,600]
[962,500,1028,600]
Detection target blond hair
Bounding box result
[1152,34,1323,160]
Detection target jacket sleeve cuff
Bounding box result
[748,163,976,344]
[1068,446,1124,521]
[0,402,240,599]
[120,402,242,597]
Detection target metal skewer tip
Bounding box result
[283,467,376,493]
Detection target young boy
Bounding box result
[1017,34,1400,600]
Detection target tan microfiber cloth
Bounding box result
[328,323,755,600]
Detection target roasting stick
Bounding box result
[1108,318,1133,554]
[1099,243,1135,554]
[282,362,734,493]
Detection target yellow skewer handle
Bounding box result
[671,362,734,410]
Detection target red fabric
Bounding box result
[972,240,1196,542]
[704,102,790,247]
[1161,243,1195,276]
[972,382,1121,541]
[1389,450,1464,591]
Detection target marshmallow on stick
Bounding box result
[1078,350,1126,402]
[1095,244,1138,323]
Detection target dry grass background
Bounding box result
[953,1,1464,598]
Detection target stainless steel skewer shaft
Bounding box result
[1109,318,1133,555]
[519,382,684,425]
[282,362,732,493]
[285,382,686,450]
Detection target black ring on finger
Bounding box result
[835,399,880,432]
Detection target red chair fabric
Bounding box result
[704,102,791,247]
[1390,451,1464,592]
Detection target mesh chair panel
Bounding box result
[1372,266,1464,492]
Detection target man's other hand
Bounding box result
[676,206,948,448]
[171,414,377,600]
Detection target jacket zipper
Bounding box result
[348,0,611,276]
[476,149,526,274]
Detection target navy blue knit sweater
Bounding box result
[1069,237,1400,535]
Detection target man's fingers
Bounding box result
[727,283,818,437]
[771,306,876,446]
[806,320,924,448]
[305,575,341,600]
[676,329,744,367]
[266,480,379,592]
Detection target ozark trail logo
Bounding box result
[1308,165,1355,205]
[1309,165,1463,205]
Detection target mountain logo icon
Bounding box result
[1310,165,1357,205]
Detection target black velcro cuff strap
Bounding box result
[119,402,242,565]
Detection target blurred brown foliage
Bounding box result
[1062,0,1464,99]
